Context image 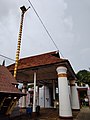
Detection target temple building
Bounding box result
[7,51,80,118]
[0,65,25,116]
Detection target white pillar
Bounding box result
[53,80,55,100]
[70,80,80,110]
[22,83,27,108]
[33,72,36,112]
[56,66,72,118]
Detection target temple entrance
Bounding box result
[7,51,79,118]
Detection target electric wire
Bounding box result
[0,54,15,61]
[27,0,59,50]
[27,0,64,58]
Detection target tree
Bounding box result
[76,70,90,86]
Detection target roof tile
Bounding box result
[0,65,22,94]
[8,51,66,71]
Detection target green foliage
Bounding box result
[76,69,90,86]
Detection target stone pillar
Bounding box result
[53,80,55,100]
[70,80,80,110]
[33,72,36,112]
[22,83,27,108]
[56,66,72,118]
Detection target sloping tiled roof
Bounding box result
[0,65,22,94]
[8,51,66,71]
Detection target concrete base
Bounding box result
[72,109,80,111]
[59,116,73,119]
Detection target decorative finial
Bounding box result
[20,6,30,13]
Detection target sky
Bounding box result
[0,0,90,73]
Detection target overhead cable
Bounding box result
[0,54,15,61]
[27,0,59,51]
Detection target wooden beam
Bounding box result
[0,97,6,110]
[5,97,20,115]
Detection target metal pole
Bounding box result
[14,6,30,79]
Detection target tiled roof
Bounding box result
[0,65,22,94]
[7,51,66,71]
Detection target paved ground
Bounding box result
[74,107,90,120]
[1,107,90,120]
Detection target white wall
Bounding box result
[39,86,51,108]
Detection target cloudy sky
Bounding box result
[0,0,90,73]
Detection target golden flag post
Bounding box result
[14,6,30,79]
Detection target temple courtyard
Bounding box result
[1,106,90,120]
